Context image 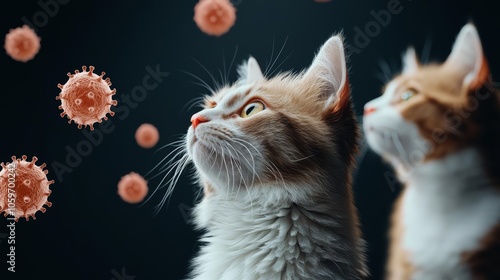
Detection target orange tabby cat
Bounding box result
[363,24,500,280]
[183,35,368,279]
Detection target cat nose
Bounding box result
[191,114,208,129]
[364,107,376,116]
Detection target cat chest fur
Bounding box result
[401,149,500,280]
[188,193,362,280]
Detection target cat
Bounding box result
[184,35,368,279]
[363,23,500,280]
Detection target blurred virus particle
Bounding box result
[0,155,54,221]
[135,123,160,149]
[117,172,148,204]
[56,65,117,131]
[4,25,41,62]
[314,0,332,2]
[194,0,236,37]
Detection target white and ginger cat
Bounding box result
[363,23,500,280]
[184,35,368,279]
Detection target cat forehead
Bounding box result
[207,84,256,107]
[385,65,462,99]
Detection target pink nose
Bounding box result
[364,107,376,116]
[191,114,208,129]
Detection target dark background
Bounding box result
[0,0,497,279]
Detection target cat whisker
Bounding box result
[270,161,288,189]
[194,185,204,201]
[154,154,190,216]
[182,96,205,113]
[264,36,276,77]
[390,131,412,169]
[222,49,228,86]
[145,140,186,178]
[179,69,216,94]
[265,36,289,77]
[227,138,262,186]
[191,144,216,201]
[289,154,315,162]
[192,57,222,92]
[147,145,187,179]
[205,142,219,175]
[267,50,294,78]
[155,138,186,151]
[216,142,231,201]
[226,45,239,85]
[142,151,188,208]
[225,143,244,199]
[232,138,288,189]
[223,142,237,197]
[224,140,257,216]
[155,152,188,189]
[218,68,226,91]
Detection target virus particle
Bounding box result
[135,123,160,149]
[194,0,236,37]
[117,172,148,204]
[4,25,41,62]
[56,65,117,131]
[0,155,54,221]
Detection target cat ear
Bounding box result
[444,23,489,89]
[238,56,264,84]
[402,47,419,74]
[303,35,350,112]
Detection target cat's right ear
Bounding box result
[444,23,490,90]
[238,56,264,84]
[302,35,350,113]
[402,47,419,74]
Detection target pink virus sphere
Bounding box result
[194,0,236,37]
[117,172,148,204]
[135,123,160,149]
[0,155,54,221]
[4,25,41,62]
[56,65,117,131]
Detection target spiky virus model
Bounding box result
[56,65,117,131]
[0,156,54,221]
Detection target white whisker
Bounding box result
[192,57,222,92]
[265,36,289,77]
[179,70,216,94]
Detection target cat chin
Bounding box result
[363,107,430,169]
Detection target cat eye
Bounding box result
[240,101,265,118]
[401,89,417,101]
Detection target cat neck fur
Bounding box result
[188,181,367,280]
[398,148,500,279]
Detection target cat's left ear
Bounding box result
[402,47,419,74]
[444,23,490,90]
[238,56,264,84]
[303,35,350,113]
